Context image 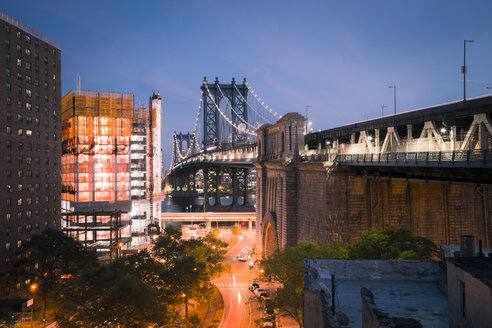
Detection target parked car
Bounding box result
[249,283,260,292]
[262,317,274,327]
[237,255,247,262]
[254,288,266,296]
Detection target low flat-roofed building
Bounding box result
[447,257,492,328]
[304,259,448,328]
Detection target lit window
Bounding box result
[25,48,31,56]
[6,242,11,251]
[6,97,11,105]
[18,128,23,136]
[6,213,11,220]
[26,130,32,137]
[16,58,21,67]
[26,102,32,110]
[16,31,20,39]
[17,240,21,248]
[6,126,11,134]
[25,89,31,97]
[25,35,30,43]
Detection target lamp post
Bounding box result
[463,40,474,102]
[305,105,311,134]
[388,86,396,115]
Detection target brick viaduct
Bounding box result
[256,98,492,257]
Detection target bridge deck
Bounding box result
[160,212,256,222]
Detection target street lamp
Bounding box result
[463,40,475,102]
[388,86,396,115]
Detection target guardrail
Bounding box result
[336,149,492,168]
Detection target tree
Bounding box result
[14,229,98,322]
[55,253,170,328]
[346,226,437,260]
[0,308,16,328]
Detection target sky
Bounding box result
[3,1,492,169]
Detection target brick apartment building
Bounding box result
[0,12,61,295]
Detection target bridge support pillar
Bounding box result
[248,220,253,231]
[206,219,212,231]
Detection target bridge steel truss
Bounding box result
[200,77,249,149]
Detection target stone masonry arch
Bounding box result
[262,211,278,258]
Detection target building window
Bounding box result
[5,242,11,251]
[4,24,10,32]
[18,128,23,136]
[17,184,23,192]
[17,100,22,108]
[6,213,11,220]
[25,75,31,84]
[7,155,11,163]
[6,140,11,149]
[6,111,11,120]
[25,89,31,97]
[34,39,38,46]
[17,72,22,80]
[16,58,21,67]
[17,86,22,94]
[17,170,22,179]
[6,126,11,135]
[17,240,22,248]
[17,198,22,206]
[17,114,22,122]
[6,68,10,77]
[25,35,30,43]
[26,130,32,137]
[35,65,38,73]
[6,184,12,193]
[16,31,20,39]
[6,53,10,62]
[25,62,31,70]
[6,97,11,105]
[25,48,31,56]
[34,52,38,59]
[6,169,11,178]
[5,39,10,47]
[26,102,32,110]
[16,44,21,52]
[35,79,39,87]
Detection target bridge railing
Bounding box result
[336,149,492,167]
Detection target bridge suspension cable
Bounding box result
[233,83,275,124]
[245,81,281,120]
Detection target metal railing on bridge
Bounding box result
[336,149,492,168]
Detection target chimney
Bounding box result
[460,235,475,257]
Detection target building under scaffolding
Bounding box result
[61,90,163,250]
[61,91,133,254]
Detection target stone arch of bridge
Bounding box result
[262,211,278,258]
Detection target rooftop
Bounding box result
[0,11,60,49]
[305,259,448,327]
[447,257,492,288]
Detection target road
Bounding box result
[214,231,263,328]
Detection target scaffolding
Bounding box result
[61,91,134,205]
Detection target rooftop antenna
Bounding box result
[76,75,81,91]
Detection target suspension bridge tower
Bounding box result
[201,77,249,150]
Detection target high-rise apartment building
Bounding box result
[0,12,61,290]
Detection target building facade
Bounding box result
[0,12,61,293]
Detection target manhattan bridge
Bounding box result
[167,77,281,210]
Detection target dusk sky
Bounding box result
[3,1,492,168]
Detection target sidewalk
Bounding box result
[199,287,223,328]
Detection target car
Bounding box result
[249,283,260,291]
[254,288,266,296]
[237,256,247,262]
[262,317,274,327]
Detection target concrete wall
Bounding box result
[447,261,492,328]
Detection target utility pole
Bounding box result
[463,40,475,102]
